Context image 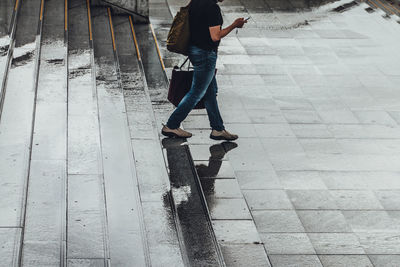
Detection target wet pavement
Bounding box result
[0,0,400,266]
[152,0,400,266]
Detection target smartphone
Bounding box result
[245,16,251,21]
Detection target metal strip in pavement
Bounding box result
[39,0,44,21]
[149,23,166,71]
[87,0,93,41]
[65,0,68,31]
[129,16,141,61]
[107,8,116,51]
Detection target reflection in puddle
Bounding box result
[196,142,238,179]
[195,142,238,199]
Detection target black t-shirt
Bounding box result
[189,0,223,51]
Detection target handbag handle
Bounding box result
[179,57,192,70]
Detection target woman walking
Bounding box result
[162,0,247,141]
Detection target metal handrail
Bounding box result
[99,0,149,22]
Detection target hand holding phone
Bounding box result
[235,17,249,34]
[234,17,247,29]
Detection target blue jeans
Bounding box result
[166,45,225,131]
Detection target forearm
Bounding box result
[219,23,236,39]
[210,19,245,42]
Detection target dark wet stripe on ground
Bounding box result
[162,139,226,266]
[135,22,226,266]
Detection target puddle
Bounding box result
[69,68,91,79]
[0,44,9,57]
[365,7,375,13]
[11,50,34,67]
[46,58,64,65]
[333,1,359,12]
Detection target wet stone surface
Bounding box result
[1,0,400,266]
[157,0,400,265]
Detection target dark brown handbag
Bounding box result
[167,58,206,109]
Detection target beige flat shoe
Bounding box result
[161,125,192,138]
[210,129,238,141]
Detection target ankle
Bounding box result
[164,124,177,130]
